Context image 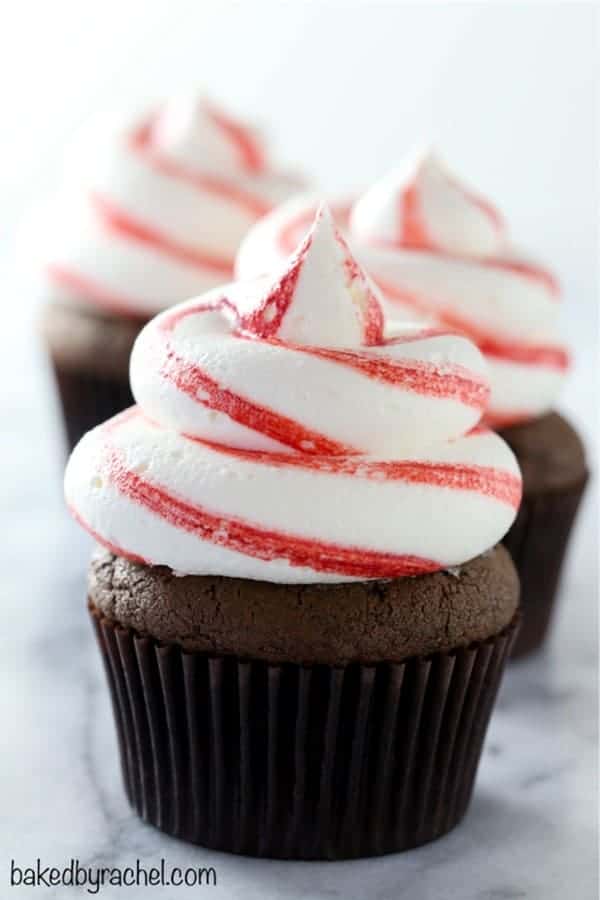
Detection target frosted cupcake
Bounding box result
[237,155,587,657]
[66,207,521,858]
[32,95,306,449]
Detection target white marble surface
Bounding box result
[0,278,597,899]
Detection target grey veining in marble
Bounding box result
[0,275,597,899]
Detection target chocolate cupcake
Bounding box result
[31,94,306,451]
[498,412,587,656]
[65,208,521,858]
[238,154,588,657]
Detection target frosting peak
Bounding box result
[235,206,384,348]
[66,206,521,583]
[350,150,505,258]
[144,95,266,177]
[236,158,568,428]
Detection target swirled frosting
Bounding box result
[65,206,521,583]
[36,95,305,318]
[236,152,569,427]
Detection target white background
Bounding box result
[0,4,597,898]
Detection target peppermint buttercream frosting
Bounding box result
[65,206,521,583]
[236,152,569,427]
[34,95,305,318]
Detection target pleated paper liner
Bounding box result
[90,605,519,860]
[52,363,134,452]
[503,475,588,658]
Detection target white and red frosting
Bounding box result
[65,207,521,583]
[236,152,569,427]
[35,95,305,318]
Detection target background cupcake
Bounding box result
[65,207,521,858]
[30,94,307,450]
[237,154,588,658]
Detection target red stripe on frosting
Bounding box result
[274,199,558,296]
[375,242,559,296]
[91,193,235,276]
[160,344,357,455]
[158,297,224,331]
[235,230,309,338]
[68,504,148,565]
[282,342,489,410]
[156,298,487,424]
[478,337,569,370]
[102,447,441,578]
[130,119,271,218]
[337,227,385,345]
[204,102,266,174]
[159,299,487,414]
[183,436,521,509]
[379,280,568,370]
[398,171,505,251]
[158,298,343,458]
[250,210,385,346]
[480,257,559,296]
[399,181,431,248]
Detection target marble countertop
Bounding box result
[1,304,597,900]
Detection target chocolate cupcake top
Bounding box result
[89,544,519,662]
[65,206,521,583]
[31,95,305,319]
[237,151,569,428]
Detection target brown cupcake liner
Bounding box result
[503,475,588,658]
[90,606,518,859]
[51,362,134,452]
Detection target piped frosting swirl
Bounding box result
[236,152,569,427]
[36,95,305,318]
[65,207,521,583]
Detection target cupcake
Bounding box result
[237,154,588,658]
[31,94,306,450]
[65,207,521,858]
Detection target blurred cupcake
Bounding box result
[31,94,306,450]
[237,154,588,658]
[66,207,521,858]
